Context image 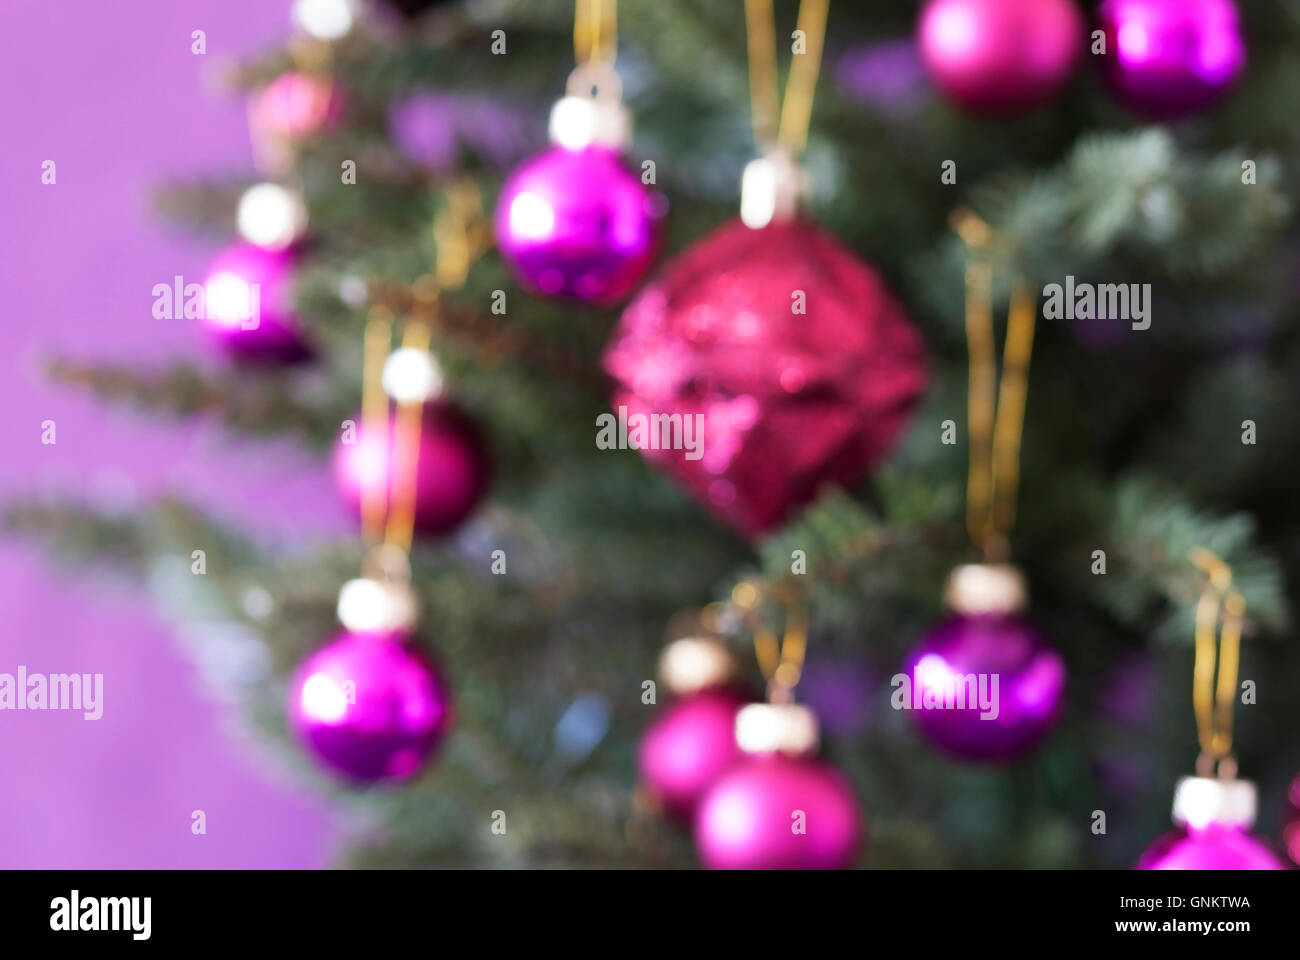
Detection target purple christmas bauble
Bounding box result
[694,754,862,870]
[1138,825,1284,870]
[288,629,452,783]
[903,614,1066,762]
[494,145,665,304]
[917,0,1084,115]
[332,403,490,537]
[638,689,749,822]
[201,243,310,363]
[1098,0,1246,118]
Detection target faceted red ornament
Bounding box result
[1284,772,1300,866]
[603,218,927,537]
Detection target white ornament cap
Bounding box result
[551,62,629,151]
[337,577,419,633]
[1172,776,1258,830]
[237,182,307,251]
[658,635,736,697]
[944,563,1028,616]
[381,347,444,404]
[740,151,806,229]
[735,702,820,757]
[292,0,355,41]
[548,95,630,151]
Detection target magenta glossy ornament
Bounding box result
[639,688,749,822]
[494,144,665,304]
[917,0,1084,115]
[604,218,927,538]
[694,703,862,870]
[1139,825,1284,870]
[1098,0,1246,118]
[1139,776,1284,870]
[332,404,489,537]
[695,753,862,870]
[288,629,451,783]
[903,612,1065,762]
[200,243,310,363]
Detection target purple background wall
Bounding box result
[0,0,337,867]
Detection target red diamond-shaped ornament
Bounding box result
[604,218,927,538]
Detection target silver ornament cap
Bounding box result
[1172,776,1258,830]
[657,635,736,697]
[944,563,1028,616]
[734,702,820,757]
[740,150,807,229]
[381,347,444,404]
[550,63,630,151]
[336,576,419,634]
[237,182,307,251]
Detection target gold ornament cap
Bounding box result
[1172,776,1258,830]
[658,635,736,697]
[734,702,819,757]
[944,563,1027,616]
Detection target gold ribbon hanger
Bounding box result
[574,0,618,66]
[358,181,486,565]
[951,210,1036,562]
[731,580,808,703]
[744,0,831,158]
[1189,548,1245,780]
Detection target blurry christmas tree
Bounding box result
[7,0,1300,868]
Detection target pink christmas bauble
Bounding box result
[1284,772,1300,866]
[494,145,665,304]
[902,613,1066,762]
[251,72,341,139]
[288,629,452,783]
[917,0,1084,114]
[1138,824,1285,870]
[332,404,489,537]
[200,242,310,363]
[603,218,927,538]
[1098,0,1246,118]
[638,689,750,822]
[694,753,863,869]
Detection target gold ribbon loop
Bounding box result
[1189,548,1244,775]
[744,0,831,158]
[356,182,487,564]
[954,210,1036,560]
[574,0,618,66]
[732,580,808,702]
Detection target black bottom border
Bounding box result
[1,868,1290,945]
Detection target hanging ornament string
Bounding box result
[384,320,432,555]
[1189,547,1244,779]
[731,580,808,703]
[568,0,621,106]
[360,307,395,548]
[358,312,427,564]
[372,178,487,328]
[744,0,831,157]
[951,210,1036,561]
[574,0,617,66]
[358,181,487,561]
[433,178,488,292]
